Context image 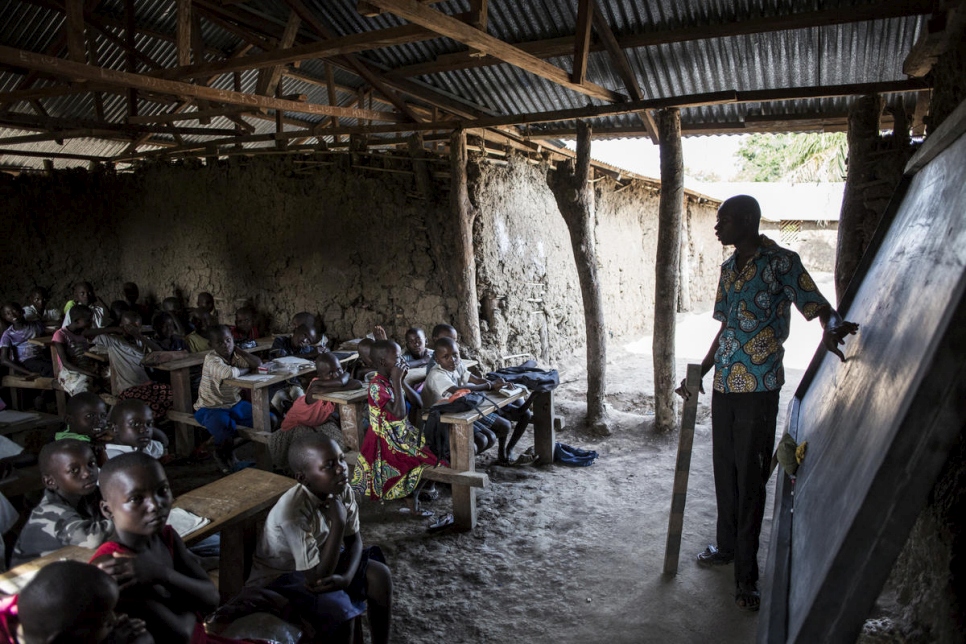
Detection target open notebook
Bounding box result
[166,507,211,538]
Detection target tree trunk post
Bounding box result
[450,128,482,351]
[835,94,883,301]
[653,108,683,433]
[546,120,607,430]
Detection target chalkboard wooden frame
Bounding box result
[758,98,966,644]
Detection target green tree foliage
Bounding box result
[736,132,847,182]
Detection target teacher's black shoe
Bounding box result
[696,545,734,566]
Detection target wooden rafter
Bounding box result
[589,0,658,144]
[177,0,192,66]
[65,0,86,64]
[256,11,301,96]
[365,0,624,103]
[571,0,594,85]
[127,106,263,125]
[388,0,936,78]
[0,45,406,122]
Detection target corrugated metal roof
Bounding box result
[0,0,930,170]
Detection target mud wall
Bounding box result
[0,156,458,341]
[471,156,720,365]
[0,152,720,366]
[759,221,838,273]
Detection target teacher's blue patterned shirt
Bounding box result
[712,235,830,394]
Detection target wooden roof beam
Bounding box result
[365,0,624,103]
[571,0,593,85]
[127,106,264,125]
[589,0,657,144]
[256,11,301,96]
[0,45,406,122]
[389,0,937,78]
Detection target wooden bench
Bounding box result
[166,410,272,470]
[0,468,295,601]
[1,375,67,416]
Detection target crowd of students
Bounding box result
[0,280,535,643]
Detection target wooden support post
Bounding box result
[337,402,364,451]
[653,108,683,433]
[449,421,476,530]
[176,0,192,67]
[65,0,86,64]
[663,363,701,575]
[170,369,195,457]
[324,63,340,144]
[450,128,483,350]
[835,94,883,301]
[546,120,607,429]
[532,390,557,465]
[571,0,593,84]
[124,0,138,117]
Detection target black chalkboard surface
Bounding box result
[759,101,966,644]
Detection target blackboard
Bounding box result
[759,100,966,644]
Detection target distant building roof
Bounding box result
[696,182,845,222]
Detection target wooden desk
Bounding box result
[224,363,316,436]
[433,390,524,531]
[0,545,93,594]
[153,339,274,457]
[315,388,368,450]
[0,469,295,601]
[175,467,294,601]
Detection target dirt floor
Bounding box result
[347,274,835,644]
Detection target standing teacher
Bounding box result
[678,195,858,611]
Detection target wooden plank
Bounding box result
[662,363,700,575]
[571,0,594,85]
[256,11,301,96]
[420,465,488,488]
[448,420,476,531]
[0,546,94,595]
[0,45,405,122]
[169,370,197,457]
[388,0,936,78]
[65,0,86,64]
[152,22,428,81]
[127,106,259,124]
[366,0,624,103]
[177,0,192,66]
[531,390,556,465]
[124,0,137,117]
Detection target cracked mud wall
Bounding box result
[470,155,720,366]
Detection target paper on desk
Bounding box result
[0,410,41,426]
[234,374,277,382]
[273,356,314,367]
[167,507,211,537]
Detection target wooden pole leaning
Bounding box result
[663,363,702,575]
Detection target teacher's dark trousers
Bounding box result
[711,389,780,584]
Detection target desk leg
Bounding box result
[338,402,365,451]
[217,522,255,603]
[449,421,476,531]
[170,369,195,458]
[251,391,272,433]
[533,391,556,466]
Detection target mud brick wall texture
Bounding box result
[0,152,719,365]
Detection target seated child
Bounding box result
[153,312,188,352]
[194,291,217,322]
[92,453,244,643]
[236,434,392,644]
[231,306,261,342]
[351,341,437,516]
[52,305,102,395]
[185,311,212,353]
[160,297,190,336]
[193,325,263,473]
[123,281,154,323]
[0,560,151,644]
[0,301,53,378]
[91,311,173,420]
[352,338,376,383]
[11,439,111,566]
[62,281,108,329]
[104,399,167,460]
[109,300,131,326]
[56,391,109,440]
[291,311,327,348]
[401,327,433,368]
[265,352,361,470]
[424,324,458,372]
[22,286,62,330]
[424,337,511,460]
[270,324,319,361]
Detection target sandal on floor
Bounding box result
[418,488,440,503]
[427,513,454,534]
[399,506,434,518]
[735,581,760,612]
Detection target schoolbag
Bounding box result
[487,359,560,393]
[420,392,495,464]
